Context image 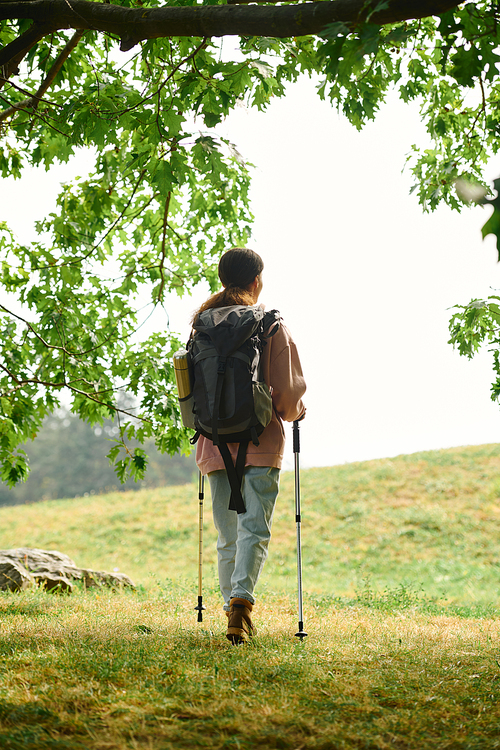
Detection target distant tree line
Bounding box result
[0,410,195,506]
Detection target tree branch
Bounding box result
[0,302,72,354]
[1,370,150,423]
[0,21,55,88]
[158,190,172,304]
[0,29,84,122]
[0,0,463,62]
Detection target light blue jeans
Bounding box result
[208,466,280,610]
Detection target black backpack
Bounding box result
[188,304,281,514]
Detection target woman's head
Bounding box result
[192,247,264,321]
[218,247,264,291]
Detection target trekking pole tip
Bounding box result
[194,599,206,623]
[294,620,307,640]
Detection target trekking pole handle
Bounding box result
[293,412,305,454]
[293,420,300,454]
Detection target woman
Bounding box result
[194,247,306,644]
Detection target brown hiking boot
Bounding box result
[226,598,256,644]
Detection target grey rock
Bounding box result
[80,569,136,589]
[0,548,135,593]
[0,558,34,591]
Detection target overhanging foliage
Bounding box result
[1,0,500,485]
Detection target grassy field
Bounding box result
[2,442,500,604]
[1,443,500,748]
[1,587,500,750]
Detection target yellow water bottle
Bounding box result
[173,349,195,429]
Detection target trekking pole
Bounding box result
[293,420,307,640]
[194,471,206,623]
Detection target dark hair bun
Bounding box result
[218,247,264,289]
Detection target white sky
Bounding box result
[2,74,500,471]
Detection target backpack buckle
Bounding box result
[217,357,227,374]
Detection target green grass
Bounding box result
[1,586,500,749]
[1,443,500,748]
[2,442,500,604]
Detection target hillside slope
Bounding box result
[2,443,500,604]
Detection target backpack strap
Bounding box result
[211,356,227,447]
[262,310,281,338]
[218,442,248,514]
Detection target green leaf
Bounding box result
[320,22,350,40]
[450,46,483,87]
[481,208,500,260]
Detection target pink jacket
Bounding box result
[195,319,306,475]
